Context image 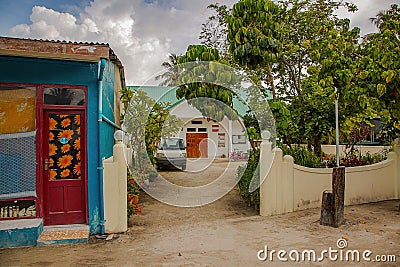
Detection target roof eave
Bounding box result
[0,48,104,62]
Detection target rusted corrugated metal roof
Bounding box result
[4,37,109,46]
[0,36,123,66]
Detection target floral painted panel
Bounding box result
[48,114,81,180]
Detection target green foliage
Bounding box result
[225,0,362,154]
[237,150,260,207]
[243,113,260,151]
[127,171,142,217]
[176,45,240,121]
[340,150,388,167]
[145,100,183,163]
[282,145,389,168]
[227,0,281,67]
[269,100,300,145]
[201,0,400,151]
[281,145,323,168]
[358,4,400,136]
[122,88,183,170]
[120,87,134,123]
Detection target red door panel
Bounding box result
[66,186,83,211]
[43,110,86,225]
[48,187,63,212]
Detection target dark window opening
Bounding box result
[44,88,85,106]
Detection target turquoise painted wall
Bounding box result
[100,60,116,160]
[0,55,115,234]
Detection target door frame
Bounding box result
[36,84,88,224]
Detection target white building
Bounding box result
[129,86,251,159]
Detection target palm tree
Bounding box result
[155,53,180,86]
[369,4,399,29]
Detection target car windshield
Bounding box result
[159,138,185,150]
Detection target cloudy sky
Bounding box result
[0,0,397,85]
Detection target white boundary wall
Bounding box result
[260,142,400,216]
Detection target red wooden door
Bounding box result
[43,110,86,225]
[186,133,208,158]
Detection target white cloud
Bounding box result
[8,1,170,85]
[336,0,397,35]
[7,0,240,85]
[7,0,395,85]
[9,6,100,41]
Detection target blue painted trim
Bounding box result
[102,115,121,130]
[98,59,106,82]
[0,219,43,248]
[37,237,88,246]
[97,58,107,234]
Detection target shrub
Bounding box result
[281,145,323,168]
[341,150,388,167]
[237,150,260,208]
[281,145,388,168]
[127,171,142,217]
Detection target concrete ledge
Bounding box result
[37,224,89,246]
[0,218,43,248]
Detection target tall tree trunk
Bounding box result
[313,136,322,157]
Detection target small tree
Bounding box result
[122,89,183,173]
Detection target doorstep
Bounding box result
[37,224,89,246]
[0,218,43,248]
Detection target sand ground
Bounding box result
[1,161,399,266]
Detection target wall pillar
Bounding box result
[103,141,127,233]
[282,155,294,213]
[394,138,400,199]
[260,141,295,216]
[259,139,273,216]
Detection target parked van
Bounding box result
[155,138,187,170]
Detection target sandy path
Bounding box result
[1,161,399,266]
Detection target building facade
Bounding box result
[0,37,124,247]
[129,86,251,158]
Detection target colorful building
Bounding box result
[0,37,124,247]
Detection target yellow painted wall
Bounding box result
[0,88,36,134]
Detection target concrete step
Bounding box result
[37,224,89,246]
[0,218,43,248]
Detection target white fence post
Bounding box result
[394,138,400,199]
[259,133,273,216]
[103,138,128,233]
[260,141,295,216]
